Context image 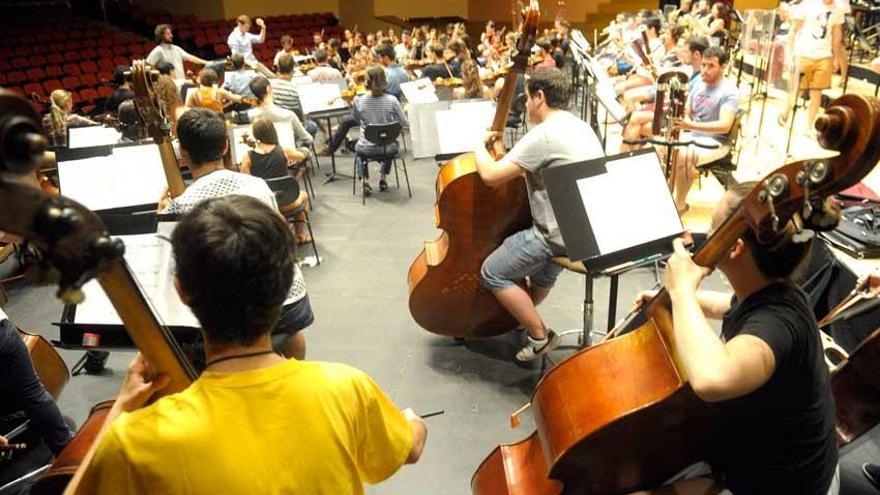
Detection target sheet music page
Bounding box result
[576,153,682,255]
[298,83,348,115]
[68,126,122,149]
[58,144,168,211]
[74,224,200,328]
[435,100,495,154]
[401,78,439,104]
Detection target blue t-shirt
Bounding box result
[688,77,738,142]
[383,64,410,99]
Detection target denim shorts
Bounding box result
[480,228,564,292]
[273,294,314,336]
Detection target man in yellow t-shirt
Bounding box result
[76,195,427,494]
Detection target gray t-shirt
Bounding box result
[146,44,198,80]
[687,78,739,142]
[505,111,604,254]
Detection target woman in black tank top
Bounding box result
[240,116,312,244]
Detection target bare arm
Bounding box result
[473,134,523,187]
[401,409,427,464]
[283,146,307,163]
[666,239,776,403]
[217,88,243,103]
[680,108,736,135]
[240,153,252,174]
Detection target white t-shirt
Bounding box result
[794,0,844,59]
[505,111,604,254]
[147,44,199,80]
[161,169,306,304]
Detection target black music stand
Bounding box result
[542,149,684,345]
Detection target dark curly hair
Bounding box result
[172,195,295,345]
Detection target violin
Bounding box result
[0,88,199,494]
[472,94,880,494]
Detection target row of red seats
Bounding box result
[2,67,119,90]
[5,84,112,116]
[2,46,152,72]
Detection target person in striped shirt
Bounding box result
[352,66,408,194]
[270,54,318,138]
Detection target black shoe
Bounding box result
[379,179,388,191]
[363,182,372,195]
[864,463,880,490]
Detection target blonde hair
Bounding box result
[49,89,71,137]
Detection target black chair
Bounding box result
[352,121,411,205]
[696,111,745,190]
[506,92,528,144]
[264,175,320,264]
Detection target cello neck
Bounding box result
[491,71,522,133]
[157,140,186,198]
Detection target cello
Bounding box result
[0,88,198,494]
[406,1,539,339]
[472,94,880,494]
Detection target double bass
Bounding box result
[0,88,198,494]
[406,1,539,338]
[472,94,880,494]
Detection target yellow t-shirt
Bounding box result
[79,359,413,494]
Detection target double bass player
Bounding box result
[475,68,603,362]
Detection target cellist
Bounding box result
[476,68,603,362]
[75,195,427,494]
[629,183,839,495]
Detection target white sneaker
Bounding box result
[516,331,561,362]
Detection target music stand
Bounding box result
[542,149,684,344]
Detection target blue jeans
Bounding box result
[304,120,319,138]
[480,228,563,291]
[355,142,397,178]
[329,115,358,153]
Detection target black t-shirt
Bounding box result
[552,48,565,69]
[709,282,838,495]
[105,88,134,114]
[421,63,454,81]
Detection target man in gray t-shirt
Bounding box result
[475,68,604,362]
[672,46,738,213]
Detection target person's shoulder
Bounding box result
[299,361,376,391]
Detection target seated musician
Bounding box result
[616,16,666,112]
[223,53,258,99]
[395,29,414,65]
[705,2,730,47]
[327,38,345,71]
[79,192,427,494]
[45,89,97,144]
[670,46,738,214]
[104,66,134,116]
[631,183,839,495]
[158,110,313,360]
[669,0,694,26]
[352,66,408,194]
[375,41,411,99]
[476,68,604,362]
[248,76,314,147]
[421,44,456,82]
[308,48,344,82]
[240,115,312,245]
[148,23,209,81]
[618,35,708,154]
[273,35,301,72]
[531,39,557,70]
[0,308,74,488]
[116,100,147,142]
[184,68,243,113]
[152,61,184,125]
[453,59,491,100]
[270,54,319,138]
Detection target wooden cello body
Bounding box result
[472,94,880,493]
[18,328,69,400]
[407,2,539,339]
[832,325,880,444]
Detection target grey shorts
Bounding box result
[668,462,840,495]
[480,228,564,292]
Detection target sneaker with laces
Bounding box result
[516,331,561,362]
[864,463,880,489]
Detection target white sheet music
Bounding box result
[298,82,349,115]
[401,78,439,104]
[435,100,496,154]
[58,144,168,211]
[68,126,122,149]
[577,153,682,255]
[229,122,295,164]
[75,223,200,328]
